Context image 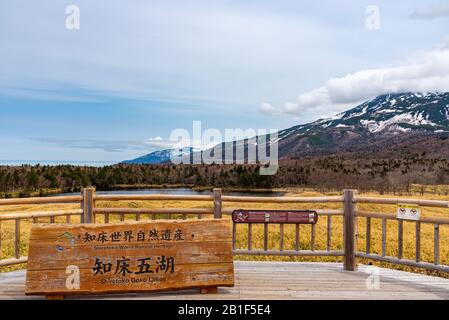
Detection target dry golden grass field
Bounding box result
[1,189,449,277]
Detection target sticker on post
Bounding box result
[397,203,420,221]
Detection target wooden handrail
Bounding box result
[93,194,344,203]
[354,196,449,208]
[0,193,446,208]
[0,209,83,221]
[356,253,449,273]
[94,208,214,215]
[233,249,344,257]
[0,195,82,205]
[221,195,343,203]
[94,194,213,201]
[93,208,343,215]
[0,257,28,267]
[357,210,449,224]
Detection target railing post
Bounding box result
[343,189,357,271]
[213,188,222,219]
[81,187,95,224]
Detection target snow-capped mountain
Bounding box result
[122,147,195,164]
[278,92,449,139]
[123,92,449,164]
[223,92,449,160]
[273,92,449,159]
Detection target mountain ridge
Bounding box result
[274,92,449,159]
[124,92,449,164]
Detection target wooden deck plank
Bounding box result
[2,262,449,300]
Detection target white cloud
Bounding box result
[144,137,180,150]
[260,102,279,114]
[31,138,148,153]
[410,3,449,20]
[144,137,216,151]
[261,46,449,117]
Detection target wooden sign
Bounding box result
[232,209,318,224]
[397,203,421,221]
[25,219,234,298]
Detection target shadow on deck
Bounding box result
[2,261,449,300]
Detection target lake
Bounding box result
[52,188,286,197]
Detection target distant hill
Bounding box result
[122,147,194,164]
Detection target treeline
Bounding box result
[1,155,449,197]
[0,164,275,197]
[280,156,449,194]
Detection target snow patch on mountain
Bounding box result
[360,112,437,133]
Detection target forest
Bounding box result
[1,153,449,198]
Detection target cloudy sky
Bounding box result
[1,0,449,163]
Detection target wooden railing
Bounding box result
[92,189,345,260]
[0,195,83,267]
[355,195,449,273]
[1,188,449,275]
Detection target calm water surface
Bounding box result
[52,188,285,197]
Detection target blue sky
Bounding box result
[1,0,449,163]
